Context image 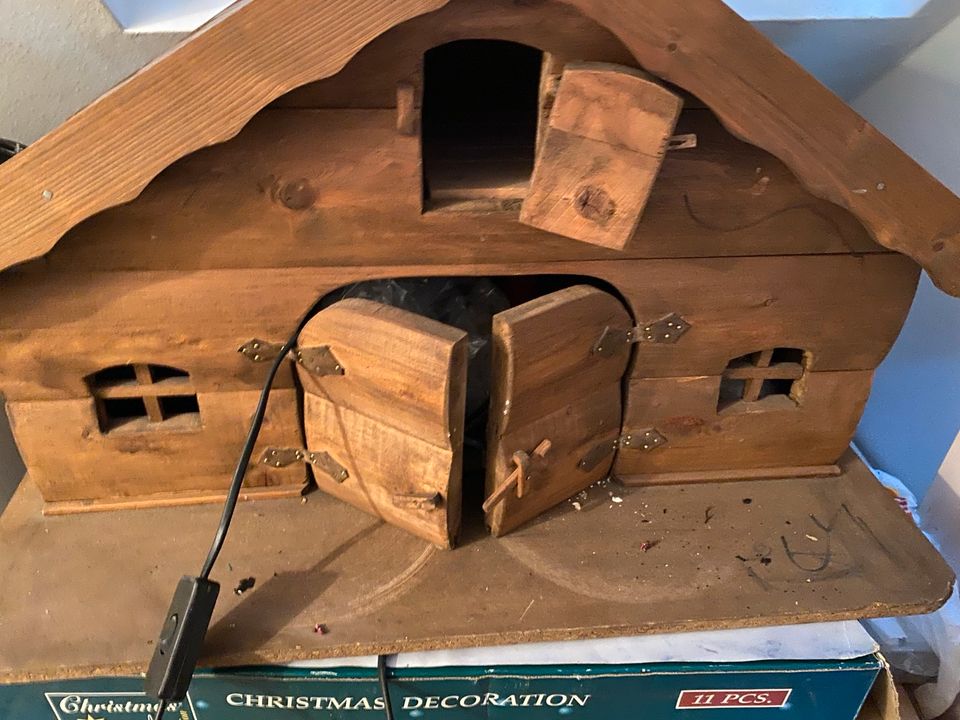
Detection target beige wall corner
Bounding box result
[0,0,183,144]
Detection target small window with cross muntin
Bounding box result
[86,363,201,433]
[717,348,807,413]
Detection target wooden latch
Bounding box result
[238,339,345,376]
[579,429,666,472]
[592,313,691,357]
[259,447,349,483]
[667,133,697,151]
[482,439,552,513]
[392,492,442,511]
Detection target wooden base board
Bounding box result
[621,464,841,486]
[0,450,952,684]
[41,483,307,516]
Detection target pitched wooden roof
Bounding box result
[1,0,959,295]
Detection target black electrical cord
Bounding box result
[198,295,328,581]
[153,705,166,720]
[378,655,396,720]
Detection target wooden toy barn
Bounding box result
[1,0,959,550]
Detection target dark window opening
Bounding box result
[87,363,200,433]
[101,398,149,430]
[149,365,191,382]
[717,348,807,413]
[421,40,544,212]
[90,364,138,386]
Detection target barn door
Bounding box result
[521,62,682,250]
[483,285,633,536]
[294,299,468,548]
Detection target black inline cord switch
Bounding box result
[145,576,220,707]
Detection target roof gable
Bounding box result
[0,0,958,295]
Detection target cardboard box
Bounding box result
[0,623,893,720]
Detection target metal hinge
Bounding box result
[593,313,691,357]
[238,339,345,377]
[259,447,349,483]
[578,429,667,472]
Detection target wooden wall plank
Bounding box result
[6,390,304,504]
[37,109,881,272]
[557,0,960,293]
[521,64,682,249]
[0,254,918,401]
[614,372,873,476]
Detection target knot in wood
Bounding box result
[277,178,316,210]
[574,185,616,225]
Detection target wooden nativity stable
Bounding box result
[1,0,960,552]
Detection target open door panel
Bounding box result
[521,62,683,250]
[484,285,633,536]
[297,299,468,548]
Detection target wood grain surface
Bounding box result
[521,63,682,248]
[0,254,917,402]
[0,0,956,291]
[485,286,631,536]
[298,299,468,547]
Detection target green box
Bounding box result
[0,654,882,720]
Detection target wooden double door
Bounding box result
[296,285,632,548]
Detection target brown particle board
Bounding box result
[0,450,952,683]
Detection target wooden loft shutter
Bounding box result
[483,285,632,537]
[521,62,683,250]
[297,300,468,548]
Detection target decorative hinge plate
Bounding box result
[238,338,283,363]
[578,429,667,471]
[593,313,691,356]
[259,447,349,483]
[238,339,345,377]
[294,346,345,377]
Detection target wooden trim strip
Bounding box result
[619,465,842,487]
[42,483,306,516]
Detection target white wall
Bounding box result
[0,0,182,144]
[852,14,960,499]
